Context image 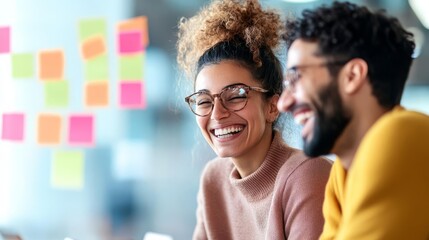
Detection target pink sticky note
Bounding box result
[118,31,142,54]
[118,16,149,48]
[119,81,146,109]
[0,26,11,54]
[2,113,24,141]
[68,114,94,146]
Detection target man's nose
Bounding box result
[277,90,295,113]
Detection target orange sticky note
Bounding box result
[118,16,149,48]
[81,35,106,60]
[39,50,64,80]
[38,113,62,145]
[85,81,109,107]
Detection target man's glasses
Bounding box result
[283,60,349,92]
[185,84,268,117]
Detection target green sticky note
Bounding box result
[119,54,143,80]
[12,53,34,78]
[84,55,109,81]
[78,18,106,41]
[51,150,84,190]
[44,81,69,108]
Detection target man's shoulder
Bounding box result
[368,107,429,141]
[380,107,429,128]
[355,107,429,173]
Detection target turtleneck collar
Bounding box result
[229,131,292,201]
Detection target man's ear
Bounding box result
[267,94,280,123]
[341,58,368,94]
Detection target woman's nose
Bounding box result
[210,98,229,120]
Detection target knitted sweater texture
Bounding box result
[193,132,332,240]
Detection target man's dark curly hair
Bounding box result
[283,1,415,109]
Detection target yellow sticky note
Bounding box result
[37,114,62,145]
[81,35,106,60]
[12,53,34,78]
[78,18,106,42]
[85,81,109,107]
[44,81,69,108]
[51,150,84,190]
[39,49,64,80]
[118,16,149,48]
[84,55,109,81]
[119,54,144,80]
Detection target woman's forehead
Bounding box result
[195,61,259,92]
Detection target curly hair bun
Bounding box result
[177,0,283,79]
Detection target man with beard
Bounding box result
[278,1,429,239]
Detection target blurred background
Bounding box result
[0,0,428,239]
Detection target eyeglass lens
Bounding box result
[284,70,298,91]
[189,86,249,116]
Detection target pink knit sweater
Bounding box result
[193,131,332,240]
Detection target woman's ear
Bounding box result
[267,94,280,123]
[341,58,368,95]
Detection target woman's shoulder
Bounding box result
[200,157,234,183]
[271,147,332,208]
[277,147,332,183]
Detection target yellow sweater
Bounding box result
[320,106,429,239]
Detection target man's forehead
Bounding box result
[286,39,320,67]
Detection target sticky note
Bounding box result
[118,16,149,48]
[118,31,142,54]
[85,81,109,107]
[12,53,34,78]
[51,150,84,190]
[81,35,106,60]
[1,113,25,141]
[119,54,143,80]
[39,50,64,80]
[119,81,146,109]
[78,18,106,41]
[37,114,62,145]
[0,26,10,54]
[84,55,109,81]
[44,81,69,108]
[68,114,94,146]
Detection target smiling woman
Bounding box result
[176,0,332,239]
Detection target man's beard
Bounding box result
[303,79,351,157]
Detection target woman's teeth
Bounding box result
[214,126,243,138]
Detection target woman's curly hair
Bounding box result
[177,0,284,81]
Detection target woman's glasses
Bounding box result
[185,84,268,117]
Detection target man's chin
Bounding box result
[303,138,332,157]
[303,145,320,157]
[302,139,317,157]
